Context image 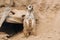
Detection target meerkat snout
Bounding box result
[27,5,33,11]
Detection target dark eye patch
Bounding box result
[22,15,25,17]
[0,5,5,8]
[11,11,15,15]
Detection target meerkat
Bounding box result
[23,5,37,37]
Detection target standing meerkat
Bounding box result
[23,5,37,37]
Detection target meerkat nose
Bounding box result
[29,6,32,8]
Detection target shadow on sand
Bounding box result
[0,21,23,38]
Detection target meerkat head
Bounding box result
[27,5,33,11]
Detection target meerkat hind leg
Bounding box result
[31,20,37,36]
[23,20,30,37]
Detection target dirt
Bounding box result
[0,0,60,40]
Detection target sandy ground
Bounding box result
[0,0,60,40]
[8,12,60,40]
